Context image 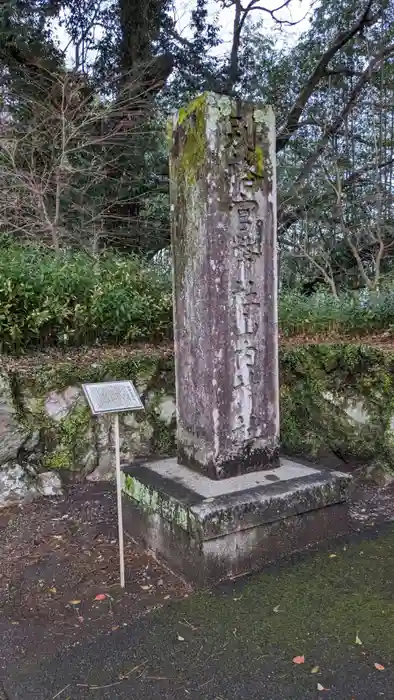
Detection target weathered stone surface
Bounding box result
[37,471,63,497]
[0,375,27,464]
[86,452,113,482]
[356,463,394,487]
[323,392,370,426]
[158,397,176,426]
[123,458,351,585]
[44,387,81,422]
[170,93,279,479]
[0,357,177,500]
[0,464,37,509]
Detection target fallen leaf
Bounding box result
[292,655,305,664]
[374,663,385,671]
[77,616,84,623]
[355,632,362,645]
[329,554,337,559]
[317,682,327,691]
[69,600,81,606]
[94,593,107,601]
[140,585,151,591]
[177,634,185,641]
[273,605,280,613]
[311,666,319,674]
[164,595,170,600]
[49,587,57,594]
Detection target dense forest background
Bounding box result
[0,0,393,299]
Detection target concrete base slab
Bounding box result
[122,458,352,585]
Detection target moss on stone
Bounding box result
[43,446,73,470]
[144,384,176,456]
[175,94,208,187]
[123,473,198,533]
[177,94,207,127]
[7,351,176,476]
[254,145,264,177]
[41,403,91,473]
[7,342,394,478]
[280,343,394,468]
[150,416,176,455]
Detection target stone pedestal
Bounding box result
[122,458,351,586]
[170,93,279,479]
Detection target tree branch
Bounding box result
[276,0,377,153]
[279,156,394,233]
[293,43,394,188]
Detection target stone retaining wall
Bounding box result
[0,351,176,507]
[1,343,394,508]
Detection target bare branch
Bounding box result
[276,0,377,153]
[294,43,394,188]
[279,156,394,233]
[0,66,160,254]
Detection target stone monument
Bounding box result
[122,93,351,585]
[171,94,279,479]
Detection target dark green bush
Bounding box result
[1,240,394,355]
[279,290,394,338]
[0,242,172,353]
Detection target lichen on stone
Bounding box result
[173,93,208,187]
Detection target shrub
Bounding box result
[0,242,172,353]
[279,289,394,338]
[2,239,394,355]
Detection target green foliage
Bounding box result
[42,403,91,472]
[0,242,172,353]
[279,290,394,338]
[5,240,394,355]
[280,343,394,466]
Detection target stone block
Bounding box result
[37,471,63,497]
[122,457,351,585]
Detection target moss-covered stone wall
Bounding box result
[0,350,176,492]
[280,344,394,472]
[1,343,394,505]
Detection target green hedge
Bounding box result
[0,243,172,353]
[280,290,394,337]
[1,241,394,354]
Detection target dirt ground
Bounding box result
[0,484,189,674]
[1,479,394,671]
[3,332,394,376]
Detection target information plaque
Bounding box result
[82,379,144,588]
[82,380,143,415]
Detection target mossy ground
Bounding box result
[9,523,394,699]
[181,531,394,661]
[116,527,394,697]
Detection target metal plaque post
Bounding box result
[82,381,144,588]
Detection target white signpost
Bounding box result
[82,381,144,588]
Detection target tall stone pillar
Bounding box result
[169,93,279,479]
[123,94,351,584]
